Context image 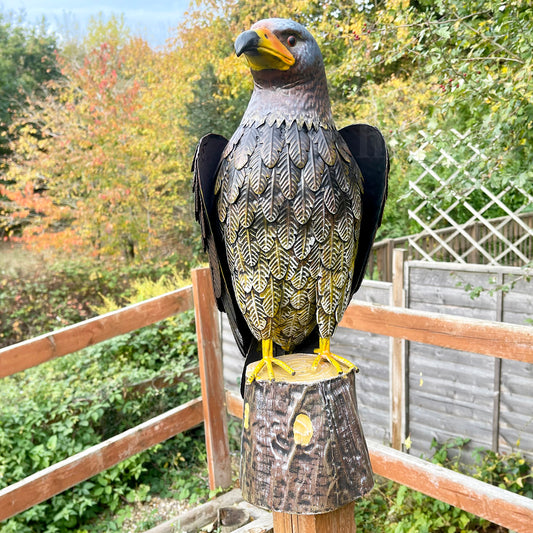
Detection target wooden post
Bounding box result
[391,248,406,450]
[491,271,504,453]
[241,354,372,531]
[273,502,356,533]
[192,267,232,491]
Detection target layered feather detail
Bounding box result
[215,117,362,349]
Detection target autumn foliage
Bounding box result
[2,0,531,261]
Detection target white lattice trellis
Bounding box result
[407,129,533,266]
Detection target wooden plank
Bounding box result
[407,260,529,275]
[192,268,232,491]
[144,488,244,533]
[227,389,244,419]
[0,286,194,379]
[369,442,533,533]
[354,281,391,304]
[499,357,533,461]
[233,515,273,533]
[272,503,356,533]
[339,301,533,363]
[221,313,245,394]
[0,397,204,522]
[391,249,406,450]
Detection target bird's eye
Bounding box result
[287,35,297,47]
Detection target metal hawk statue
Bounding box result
[193,18,388,396]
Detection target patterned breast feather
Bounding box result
[215,117,363,352]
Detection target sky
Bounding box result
[0,0,191,46]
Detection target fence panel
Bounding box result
[405,262,533,460]
[333,281,392,444]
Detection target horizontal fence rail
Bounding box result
[0,286,194,378]
[0,398,204,522]
[369,442,533,533]
[340,301,533,363]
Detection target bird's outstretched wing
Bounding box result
[340,124,389,295]
[192,134,259,375]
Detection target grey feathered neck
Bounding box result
[241,75,333,129]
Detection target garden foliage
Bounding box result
[1,0,531,260]
[0,307,206,532]
[354,437,533,533]
[0,255,187,348]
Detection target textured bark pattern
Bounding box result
[241,361,373,514]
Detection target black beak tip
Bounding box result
[235,30,260,57]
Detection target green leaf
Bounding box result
[46,435,58,451]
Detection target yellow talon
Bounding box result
[247,339,296,383]
[312,337,358,374]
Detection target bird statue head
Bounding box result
[234,18,332,126]
[235,18,324,82]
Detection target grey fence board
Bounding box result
[499,358,533,456]
[331,282,392,443]
[221,314,244,394]
[502,275,533,323]
[332,328,391,443]
[409,267,498,317]
[406,262,532,461]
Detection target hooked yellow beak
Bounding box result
[235,27,295,71]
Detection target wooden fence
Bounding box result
[1,267,533,531]
[368,212,533,282]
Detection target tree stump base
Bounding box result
[241,354,373,515]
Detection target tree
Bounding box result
[2,21,181,259]
[0,10,61,240]
[296,0,533,236]
[0,10,61,160]
[4,0,530,261]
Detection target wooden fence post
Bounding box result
[391,249,406,450]
[492,271,504,453]
[386,239,394,282]
[192,267,232,491]
[273,502,356,533]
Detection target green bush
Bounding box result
[0,310,207,532]
[0,254,188,348]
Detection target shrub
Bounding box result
[0,310,205,532]
[0,254,187,348]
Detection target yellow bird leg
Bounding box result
[247,339,296,383]
[312,337,358,374]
